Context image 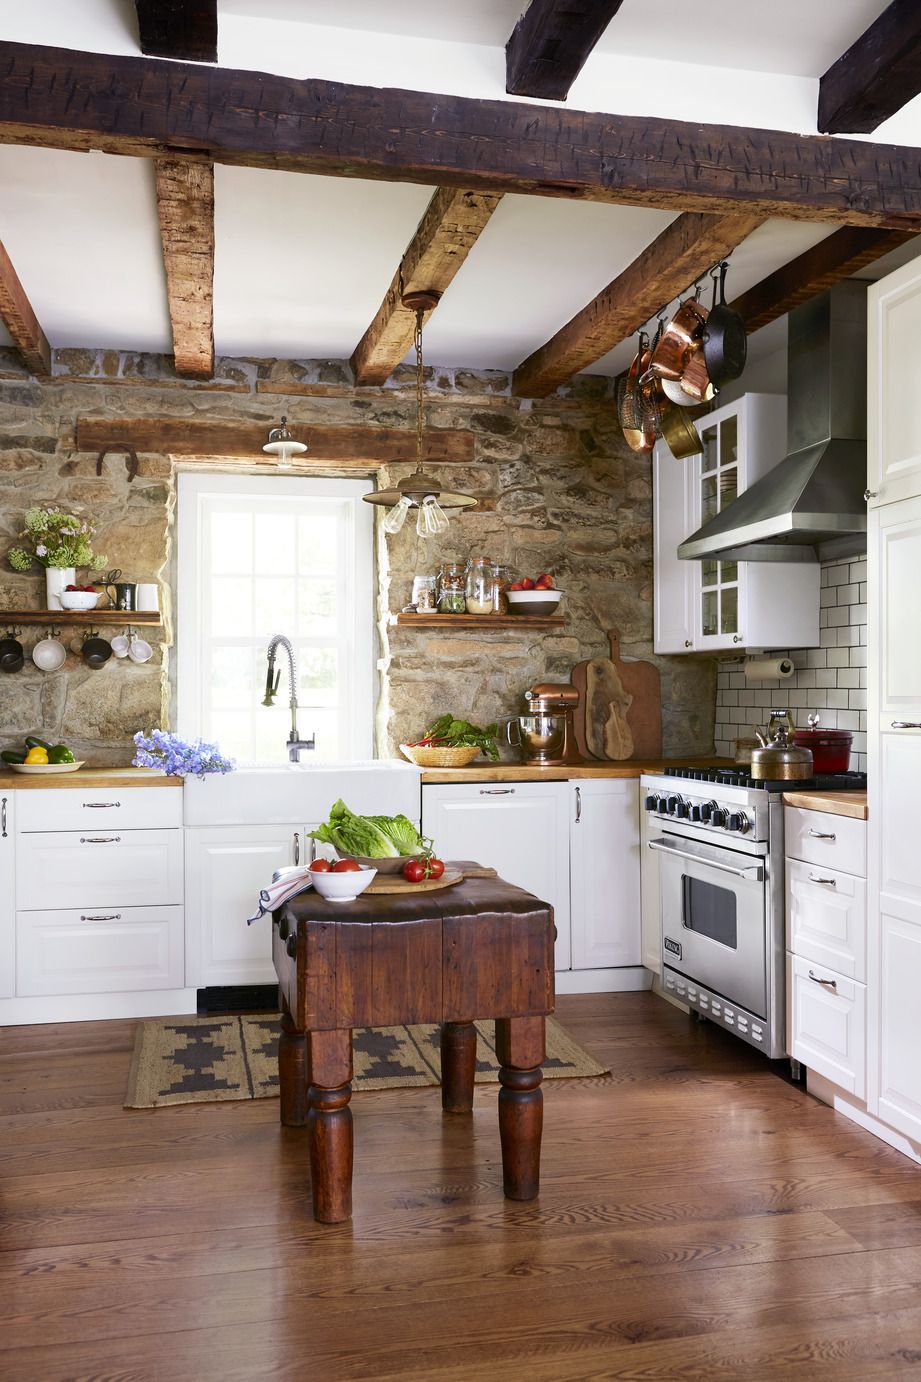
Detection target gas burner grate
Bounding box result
[662,767,867,793]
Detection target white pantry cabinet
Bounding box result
[867,256,921,508]
[0,791,13,998]
[570,779,640,969]
[654,393,820,654]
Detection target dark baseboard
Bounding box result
[197,984,279,1014]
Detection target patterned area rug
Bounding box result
[125,1014,609,1109]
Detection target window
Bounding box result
[176,472,374,764]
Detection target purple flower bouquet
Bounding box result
[133,729,235,779]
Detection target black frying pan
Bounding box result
[703,262,747,387]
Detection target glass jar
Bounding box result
[491,565,512,614]
[465,556,494,615]
[436,561,466,614]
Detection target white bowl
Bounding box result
[506,588,562,614]
[59,591,100,611]
[310,865,377,903]
[127,636,153,663]
[32,637,67,672]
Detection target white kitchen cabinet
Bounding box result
[184,822,307,987]
[787,952,866,1099]
[569,779,640,969]
[654,393,820,653]
[639,788,662,975]
[17,905,184,997]
[422,781,572,970]
[867,256,921,508]
[17,829,183,912]
[0,791,13,998]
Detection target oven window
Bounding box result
[682,876,738,949]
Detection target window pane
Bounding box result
[211,511,253,573]
[299,515,338,573]
[702,590,718,637]
[721,585,739,635]
[720,560,738,584]
[701,559,718,586]
[212,646,254,709]
[720,415,738,465]
[701,426,717,473]
[298,577,337,634]
[719,466,738,509]
[210,710,254,764]
[254,577,296,637]
[702,474,718,522]
[298,646,338,697]
[211,578,252,636]
[255,513,296,574]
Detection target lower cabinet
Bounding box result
[0,790,13,999]
[17,906,184,997]
[786,952,866,1098]
[570,780,641,969]
[184,823,306,986]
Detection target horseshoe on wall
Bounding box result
[95,444,140,483]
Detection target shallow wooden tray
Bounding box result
[365,869,464,895]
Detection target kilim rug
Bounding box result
[125,1014,609,1109]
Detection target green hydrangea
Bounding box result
[8,547,31,572]
[6,505,106,572]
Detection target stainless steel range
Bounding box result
[641,766,867,1059]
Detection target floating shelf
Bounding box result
[394,613,565,629]
[0,610,163,627]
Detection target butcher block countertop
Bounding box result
[420,758,732,784]
[782,790,868,820]
[0,766,181,790]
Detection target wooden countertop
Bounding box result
[420,758,732,784]
[782,790,868,820]
[0,766,181,790]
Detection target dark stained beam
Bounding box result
[351,188,501,386]
[513,211,763,397]
[819,0,921,133]
[155,158,215,378]
[135,1,217,64]
[506,0,625,100]
[1,42,921,229]
[730,225,917,334]
[0,237,50,377]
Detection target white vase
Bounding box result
[45,567,75,611]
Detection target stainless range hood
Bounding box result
[679,282,868,564]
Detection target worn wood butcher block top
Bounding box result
[420,757,733,784]
[0,766,181,789]
[782,790,868,820]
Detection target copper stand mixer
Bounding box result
[508,682,581,766]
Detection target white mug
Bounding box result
[110,634,130,658]
[136,583,159,613]
[128,635,153,664]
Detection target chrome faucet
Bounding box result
[262,634,315,762]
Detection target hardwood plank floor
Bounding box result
[2,992,920,1380]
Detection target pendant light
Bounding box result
[362,292,477,534]
[262,416,307,468]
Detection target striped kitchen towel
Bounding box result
[247,866,314,925]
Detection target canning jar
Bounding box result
[465,556,494,615]
[436,562,466,614]
[491,564,512,614]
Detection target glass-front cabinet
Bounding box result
[654,393,821,655]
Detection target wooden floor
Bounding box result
[2,994,921,1381]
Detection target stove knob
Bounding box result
[688,803,703,822]
[726,812,744,832]
[673,799,689,819]
[700,800,716,822]
[711,807,728,828]
[644,794,659,812]
[666,795,682,815]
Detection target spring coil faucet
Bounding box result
[263,634,315,762]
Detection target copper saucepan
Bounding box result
[650,293,708,382]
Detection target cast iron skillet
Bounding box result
[702,262,747,387]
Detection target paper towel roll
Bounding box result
[744,656,795,681]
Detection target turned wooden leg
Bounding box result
[495,1016,545,1201]
[278,1002,309,1128]
[441,1021,477,1114]
[307,1029,353,1223]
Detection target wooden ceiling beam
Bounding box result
[135,1,217,63]
[730,226,917,334]
[818,0,921,134]
[506,0,625,100]
[512,210,763,397]
[1,45,921,229]
[351,188,501,386]
[0,237,50,377]
[155,157,215,378]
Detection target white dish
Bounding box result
[7,761,85,774]
[59,591,100,611]
[310,865,377,903]
[32,637,67,672]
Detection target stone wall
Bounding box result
[0,348,716,764]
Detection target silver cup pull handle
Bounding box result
[808,830,836,841]
[480,788,516,795]
[808,970,838,991]
[809,874,837,886]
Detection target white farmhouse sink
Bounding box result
[183,759,422,826]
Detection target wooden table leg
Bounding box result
[441,1021,477,1114]
[495,1016,545,1201]
[278,999,309,1128]
[307,1029,353,1223]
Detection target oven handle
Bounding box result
[647,838,764,882]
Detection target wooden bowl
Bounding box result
[400,743,481,768]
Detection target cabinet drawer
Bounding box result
[783,807,867,877]
[16,905,183,995]
[16,830,183,910]
[785,857,867,981]
[15,787,182,833]
[786,953,866,1098]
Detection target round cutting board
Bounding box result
[365,869,463,895]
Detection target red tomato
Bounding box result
[332,857,361,872]
[403,859,426,883]
[508,581,524,591]
[426,857,445,879]
[308,858,331,872]
[520,577,535,590]
[536,572,553,585]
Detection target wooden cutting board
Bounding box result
[573,628,662,761]
[365,863,497,895]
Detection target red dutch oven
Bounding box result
[792,722,853,774]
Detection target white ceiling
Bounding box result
[0,1,919,377]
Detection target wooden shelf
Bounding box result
[394,613,564,629]
[0,610,162,627]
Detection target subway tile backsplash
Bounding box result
[714,556,868,772]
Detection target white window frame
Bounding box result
[176,471,375,763]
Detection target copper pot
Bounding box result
[648,380,704,459]
[650,295,708,381]
[621,337,656,453]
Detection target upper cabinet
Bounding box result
[654,393,820,655]
[868,256,921,509]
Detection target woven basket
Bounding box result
[400,743,481,768]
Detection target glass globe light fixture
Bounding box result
[262,416,307,469]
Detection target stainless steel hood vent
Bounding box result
[679,282,868,564]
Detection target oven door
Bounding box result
[651,834,768,1019]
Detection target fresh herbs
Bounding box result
[409,714,500,762]
[309,799,427,859]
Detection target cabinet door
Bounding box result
[0,792,13,998]
[422,782,571,970]
[868,257,921,507]
[696,409,748,652]
[570,780,640,969]
[185,824,298,986]
[639,786,661,974]
[653,440,696,654]
[787,953,866,1098]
